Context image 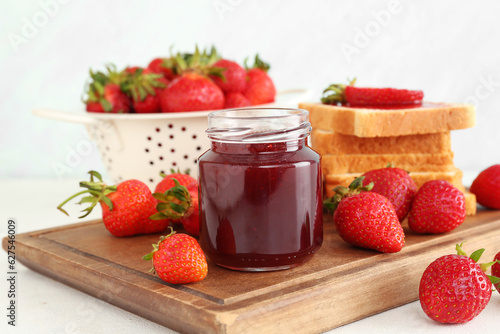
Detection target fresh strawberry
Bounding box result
[160,72,224,112]
[147,57,177,81]
[124,69,168,113]
[103,83,131,113]
[324,177,405,253]
[210,59,247,93]
[84,65,131,113]
[243,54,276,105]
[321,78,423,107]
[224,92,251,108]
[143,228,207,284]
[154,169,197,194]
[493,252,500,293]
[85,101,105,113]
[419,243,500,324]
[470,164,500,209]
[408,180,466,234]
[57,171,169,237]
[361,165,417,221]
[152,179,200,237]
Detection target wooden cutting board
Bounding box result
[3,210,500,334]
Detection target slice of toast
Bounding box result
[300,102,476,137]
[322,152,455,174]
[311,129,452,155]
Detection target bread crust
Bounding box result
[322,153,455,174]
[312,129,452,155]
[300,102,476,137]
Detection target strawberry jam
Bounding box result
[198,109,323,271]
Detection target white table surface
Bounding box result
[1,176,499,334]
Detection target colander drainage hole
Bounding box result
[181,127,186,131]
[158,142,162,147]
[155,127,160,132]
[170,148,175,153]
[145,148,149,153]
[196,146,201,151]
[169,135,174,139]
[172,162,177,166]
[159,156,164,160]
[147,136,152,141]
[183,155,188,159]
[150,161,154,165]
[192,134,197,139]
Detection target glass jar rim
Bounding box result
[206,108,311,143]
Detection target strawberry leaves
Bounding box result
[57,170,117,218]
[151,178,192,220]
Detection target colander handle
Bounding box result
[32,109,99,125]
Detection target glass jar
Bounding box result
[198,108,323,271]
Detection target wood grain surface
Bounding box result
[3,210,500,334]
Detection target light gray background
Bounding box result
[1,0,499,181]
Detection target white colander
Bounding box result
[33,89,312,189]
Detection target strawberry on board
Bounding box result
[224,92,251,109]
[321,78,423,107]
[419,242,500,324]
[470,164,500,209]
[57,171,170,237]
[210,58,247,93]
[361,165,417,221]
[152,178,200,237]
[154,169,197,194]
[493,252,500,293]
[143,228,208,284]
[323,176,405,253]
[243,54,276,105]
[408,180,466,234]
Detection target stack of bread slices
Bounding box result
[298,102,477,215]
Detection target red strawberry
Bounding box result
[85,101,105,113]
[321,78,423,107]
[493,252,500,293]
[224,92,251,108]
[419,243,499,324]
[154,169,197,194]
[324,177,405,253]
[57,171,169,237]
[210,59,247,93]
[470,164,500,209]
[152,179,200,237]
[124,69,168,114]
[84,65,131,113]
[408,180,466,234]
[243,55,276,105]
[361,166,417,221]
[147,57,176,81]
[160,72,224,112]
[103,83,131,113]
[143,228,207,284]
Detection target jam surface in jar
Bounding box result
[198,140,323,271]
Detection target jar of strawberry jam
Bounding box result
[198,108,323,271]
